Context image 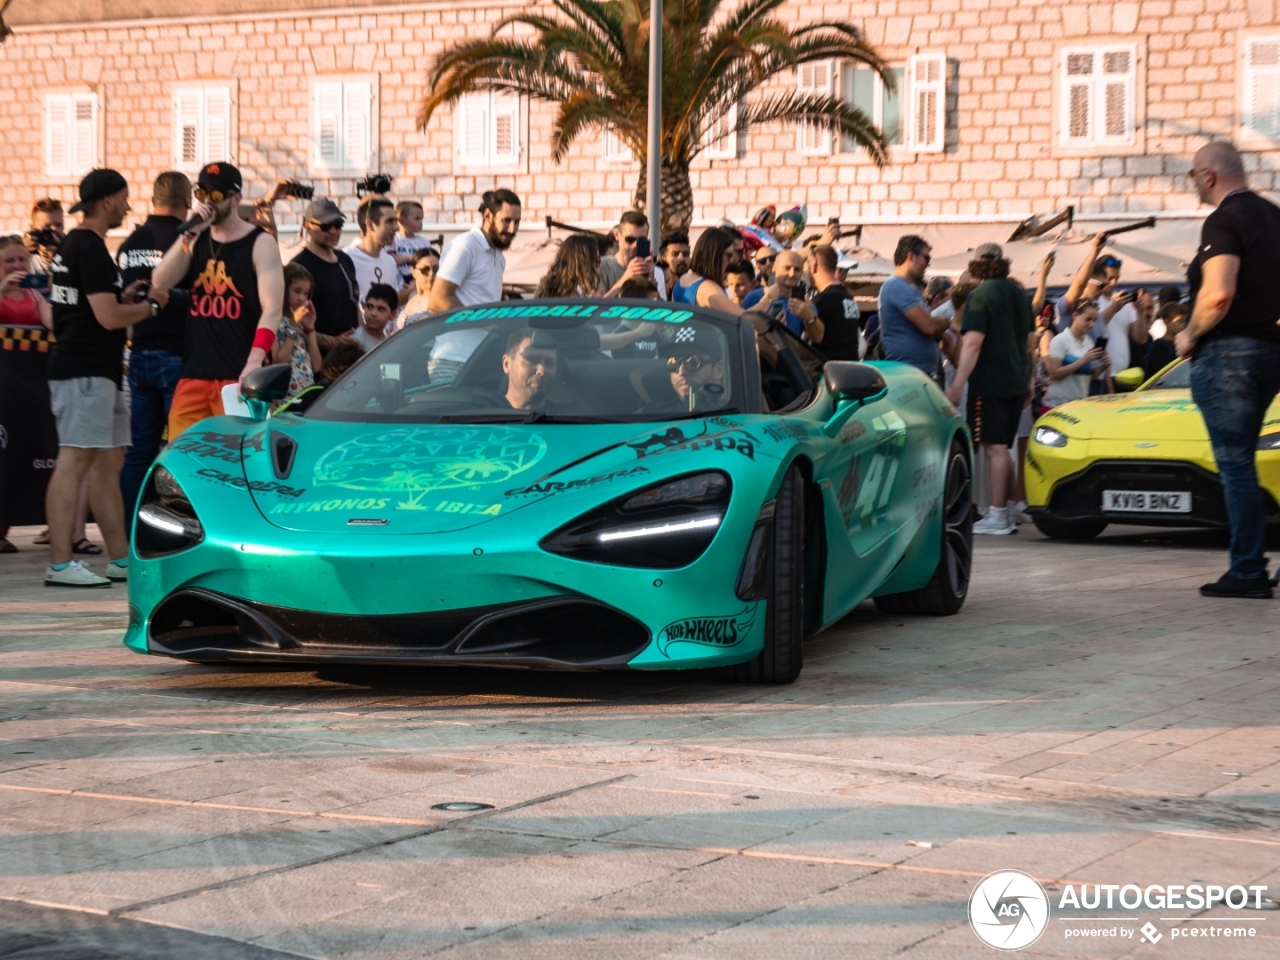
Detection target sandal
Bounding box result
[0,539,16,554]
[32,529,50,544]
[72,538,103,555]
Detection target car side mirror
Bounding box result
[824,361,887,403]
[240,364,293,420]
[1113,366,1145,392]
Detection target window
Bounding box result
[44,92,98,178]
[1244,37,1280,138]
[703,102,741,159]
[908,54,946,153]
[1060,45,1136,146]
[173,87,232,171]
[456,91,521,167]
[312,79,374,172]
[796,61,834,156]
[602,124,633,163]
[843,65,904,149]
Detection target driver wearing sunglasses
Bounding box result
[649,328,724,413]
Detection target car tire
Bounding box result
[874,438,973,617]
[1031,517,1107,540]
[727,464,805,684]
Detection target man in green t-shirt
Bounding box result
[945,244,1034,535]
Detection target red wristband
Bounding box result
[253,328,276,352]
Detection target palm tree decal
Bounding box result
[419,0,892,232]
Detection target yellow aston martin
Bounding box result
[1025,360,1280,539]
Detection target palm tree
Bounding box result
[418,0,892,232]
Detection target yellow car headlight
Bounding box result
[1034,425,1069,448]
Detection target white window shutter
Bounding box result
[314,82,344,168]
[1246,39,1280,137]
[45,95,71,177]
[1101,49,1132,140]
[1064,51,1094,142]
[344,81,372,171]
[908,54,946,153]
[174,89,202,167]
[491,93,520,163]
[457,92,489,163]
[704,102,739,159]
[797,61,833,156]
[204,87,231,164]
[72,94,98,174]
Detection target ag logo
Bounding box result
[969,870,1049,951]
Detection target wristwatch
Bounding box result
[145,297,161,318]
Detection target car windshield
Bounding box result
[1148,360,1189,390]
[304,301,744,424]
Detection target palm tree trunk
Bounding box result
[633,160,694,235]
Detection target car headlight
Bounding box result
[1034,426,1069,448]
[1258,433,1280,451]
[136,465,205,558]
[541,471,730,568]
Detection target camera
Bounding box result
[355,174,393,198]
[279,181,314,200]
[27,227,61,249]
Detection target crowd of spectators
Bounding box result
[1,162,1199,576]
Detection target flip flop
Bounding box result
[32,529,50,544]
[72,538,103,555]
[0,539,16,554]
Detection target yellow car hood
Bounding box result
[1048,388,1280,441]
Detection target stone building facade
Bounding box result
[2,0,1279,245]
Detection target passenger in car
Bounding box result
[499,328,562,411]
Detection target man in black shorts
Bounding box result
[152,162,284,438]
[945,247,1034,535]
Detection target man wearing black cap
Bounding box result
[649,329,726,414]
[152,162,284,438]
[290,197,359,343]
[45,169,169,588]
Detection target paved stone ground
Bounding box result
[0,523,1277,959]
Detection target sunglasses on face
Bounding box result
[665,354,705,372]
[755,255,776,265]
[193,186,228,203]
[308,220,344,232]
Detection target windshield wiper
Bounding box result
[437,412,538,423]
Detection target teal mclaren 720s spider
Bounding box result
[126,299,973,683]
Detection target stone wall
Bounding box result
[0,0,1276,234]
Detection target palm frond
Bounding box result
[741,91,889,166]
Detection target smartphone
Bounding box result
[135,280,151,298]
[768,299,786,321]
[791,281,808,300]
[1094,336,1109,353]
[18,273,49,290]
[828,217,839,226]
[635,237,651,260]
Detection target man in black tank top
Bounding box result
[153,162,284,438]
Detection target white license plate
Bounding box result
[1102,490,1191,513]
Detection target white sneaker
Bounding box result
[106,560,128,582]
[1012,501,1033,525]
[45,560,112,588]
[973,507,1017,536]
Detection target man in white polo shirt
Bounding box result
[429,189,521,311]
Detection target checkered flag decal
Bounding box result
[674,327,697,343]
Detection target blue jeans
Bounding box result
[1189,336,1280,580]
[120,349,183,517]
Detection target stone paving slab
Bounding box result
[0,523,1277,958]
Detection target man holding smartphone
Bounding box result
[741,250,823,341]
[600,211,666,298]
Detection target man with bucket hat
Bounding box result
[152,162,284,438]
[44,169,170,587]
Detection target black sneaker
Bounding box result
[1199,572,1274,599]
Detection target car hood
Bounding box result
[1044,389,1212,442]
[236,415,773,534]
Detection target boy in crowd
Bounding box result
[348,198,407,305]
[393,201,431,287]
[725,260,756,306]
[348,282,397,352]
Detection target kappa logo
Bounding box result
[191,258,245,320]
[969,870,1050,951]
[656,606,757,657]
[627,424,758,461]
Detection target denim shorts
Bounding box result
[48,376,131,448]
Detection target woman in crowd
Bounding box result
[394,247,439,332]
[673,229,743,314]
[0,234,52,329]
[536,235,604,298]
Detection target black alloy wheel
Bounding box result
[874,437,973,616]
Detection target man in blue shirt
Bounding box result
[742,250,823,341]
[878,235,950,378]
